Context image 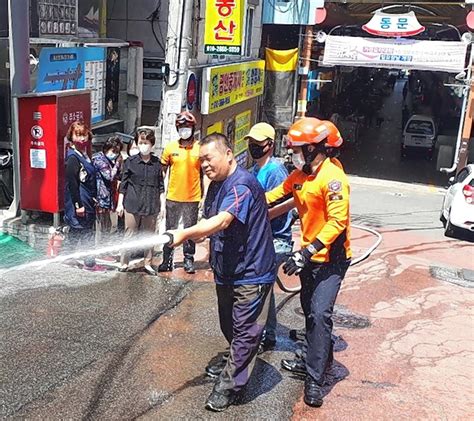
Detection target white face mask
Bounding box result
[178,127,193,140]
[139,144,152,155]
[129,148,139,157]
[292,152,305,171]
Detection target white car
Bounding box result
[440,164,474,238]
[401,115,437,158]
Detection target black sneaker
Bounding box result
[304,377,323,407]
[289,328,306,342]
[205,388,235,412]
[183,257,195,274]
[258,338,276,354]
[205,358,227,378]
[281,358,306,376]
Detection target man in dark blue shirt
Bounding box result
[167,133,276,412]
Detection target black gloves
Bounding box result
[282,248,313,276]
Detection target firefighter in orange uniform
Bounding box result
[266,118,351,408]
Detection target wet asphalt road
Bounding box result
[0,270,193,418]
[0,266,308,419]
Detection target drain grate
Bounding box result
[430,266,474,288]
[295,304,371,329]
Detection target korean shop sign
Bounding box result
[363,11,425,37]
[201,60,265,114]
[204,0,245,55]
[234,110,251,156]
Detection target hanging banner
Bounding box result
[323,36,467,73]
[363,11,425,37]
[201,60,265,114]
[264,48,298,129]
[204,0,245,55]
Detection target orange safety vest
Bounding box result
[266,158,351,263]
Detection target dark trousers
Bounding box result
[299,261,350,385]
[67,226,95,250]
[164,199,199,258]
[215,283,272,393]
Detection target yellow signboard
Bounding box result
[202,60,265,114]
[204,0,244,55]
[234,110,251,156]
[206,120,223,136]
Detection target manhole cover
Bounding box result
[430,266,474,288]
[294,304,370,329]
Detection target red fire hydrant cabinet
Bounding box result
[18,90,91,225]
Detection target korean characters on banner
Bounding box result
[204,0,244,55]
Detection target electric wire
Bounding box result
[148,0,166,53]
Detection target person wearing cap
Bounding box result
[266,118,351,408]
[245,122,293,352]
[158,111,203,274]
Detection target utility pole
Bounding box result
[99,0,107,38]
[296,25,314,119]
[159,0,193,148]
[457,81,474,172]
[7,0,30,216]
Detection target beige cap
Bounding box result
[245,122,275,142]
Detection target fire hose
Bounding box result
[275,224,383,294]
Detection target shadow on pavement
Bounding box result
[237,359,283,405]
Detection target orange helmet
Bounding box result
[321,120,343,148]
[286,117,343,148]
[176,111,197,126]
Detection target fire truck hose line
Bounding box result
[275,224,383,294]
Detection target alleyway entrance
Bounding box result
[338,75,454,187]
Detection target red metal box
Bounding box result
[18,90,91,213]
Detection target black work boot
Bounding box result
[183,256,195,274]
[205,387,235,412]
[157,246,173,272]
[304,377,324,407]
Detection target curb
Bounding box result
[348,175,445,195]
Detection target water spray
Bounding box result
[0,233,174,276]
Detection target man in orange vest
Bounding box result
[158,111,202,273]
[267,118,351,408]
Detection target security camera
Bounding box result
[455,71,467,81]
[315,30,327,43]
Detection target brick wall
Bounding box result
[2,217,50,253]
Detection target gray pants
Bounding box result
[215,283,272,393]
[120,211,157,266]
[164,199,199,258]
